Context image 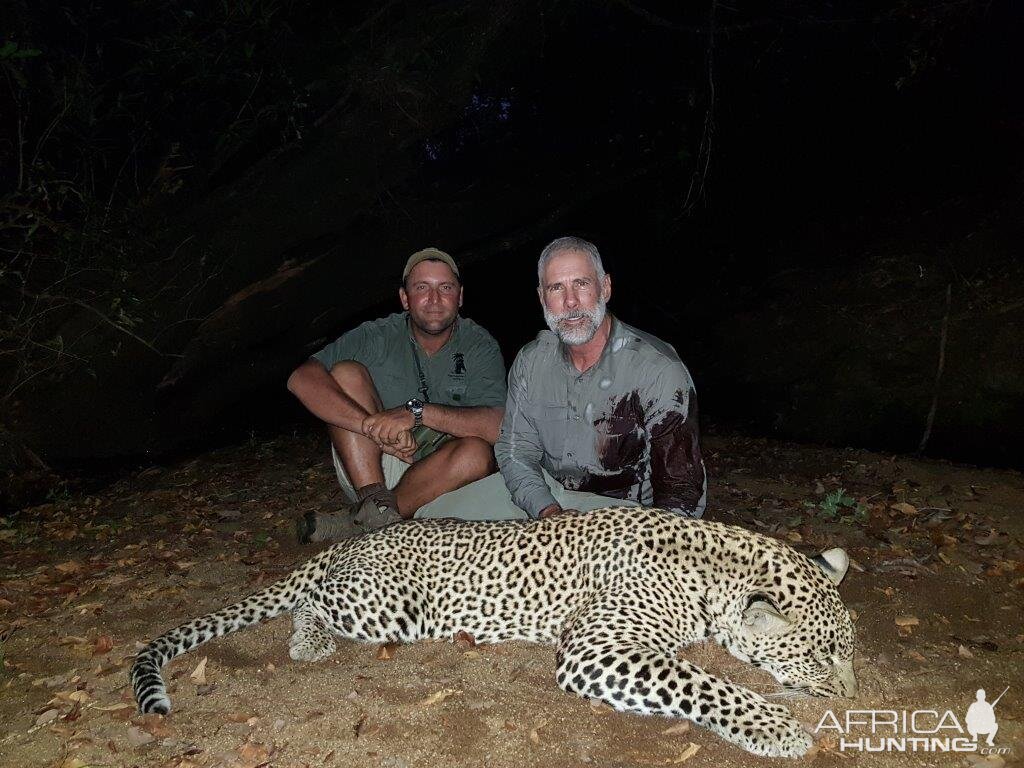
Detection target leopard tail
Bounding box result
[130,546,334,714]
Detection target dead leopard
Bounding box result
[130,507,856,757]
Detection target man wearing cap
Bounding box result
[287,247,507,541]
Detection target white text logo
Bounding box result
[814,687,1010,754]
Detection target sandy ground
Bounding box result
[1,431,1022,768]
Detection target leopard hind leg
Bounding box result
[306,571,431,645]
[288,600,337,662]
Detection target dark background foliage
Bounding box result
[1,0,1021,507]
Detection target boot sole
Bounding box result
[295,510,317,544]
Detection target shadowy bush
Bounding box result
[0,0,362,406]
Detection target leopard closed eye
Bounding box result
[130,507,856,758]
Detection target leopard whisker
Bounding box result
[765,688,810,699]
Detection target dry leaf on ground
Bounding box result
[375,643,397,661]
[34,708,59,726]
[190,656,208,684]
[136,713,175,738]
[126,725,154,747]
[418,689,461,707]
[353,713,380,738]
[32,673,71,689]
[94,703,134,712]
[56,689,92,704]
[529,718,548,745]
[236,741,272,768]
[661,721,691,735]
[672,743,701,763]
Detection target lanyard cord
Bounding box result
[409,338,431,403]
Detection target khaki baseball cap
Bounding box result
[402,247,460,282]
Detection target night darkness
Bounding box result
[2,1,1022,482]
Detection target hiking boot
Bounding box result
[296,494,402,544]
[295,500,359,544]
[350,496,403,530]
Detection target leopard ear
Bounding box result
[812,548,850,586]
[741,597,792,635]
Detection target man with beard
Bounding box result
[287,248,507,541]
[415,236,706,521]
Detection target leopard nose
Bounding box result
[836,660,857,698]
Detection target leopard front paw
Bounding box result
[714,702,813,758]
[756,715,813,758]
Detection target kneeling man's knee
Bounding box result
[329,360,372,389]
[451,436,496,479]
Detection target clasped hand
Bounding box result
[539,504,581,518]
[361,407,416,463]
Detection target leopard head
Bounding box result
[721,547,857,698]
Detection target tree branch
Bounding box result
[27,293,165,357]
[682,0,717,217]
[918,284,952,453]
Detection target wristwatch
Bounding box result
[404,397,425,427]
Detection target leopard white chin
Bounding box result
[129,507,856,759]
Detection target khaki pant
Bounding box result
[330,426,451,502]
[415,469,639,521]
[331,445,410,502]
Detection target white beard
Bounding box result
[544,297,607,346]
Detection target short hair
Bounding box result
[537,236,606,286]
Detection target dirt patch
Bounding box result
[1,431,1022,767]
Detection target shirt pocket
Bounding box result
[533,403,569,458]
[444,383,468,404]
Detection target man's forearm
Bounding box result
[495,386,556,517]
[650,404,708,517]
[421,404,503,444]
[286,359,369,433]
[499,463,558,518]
[495,433,557,518]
